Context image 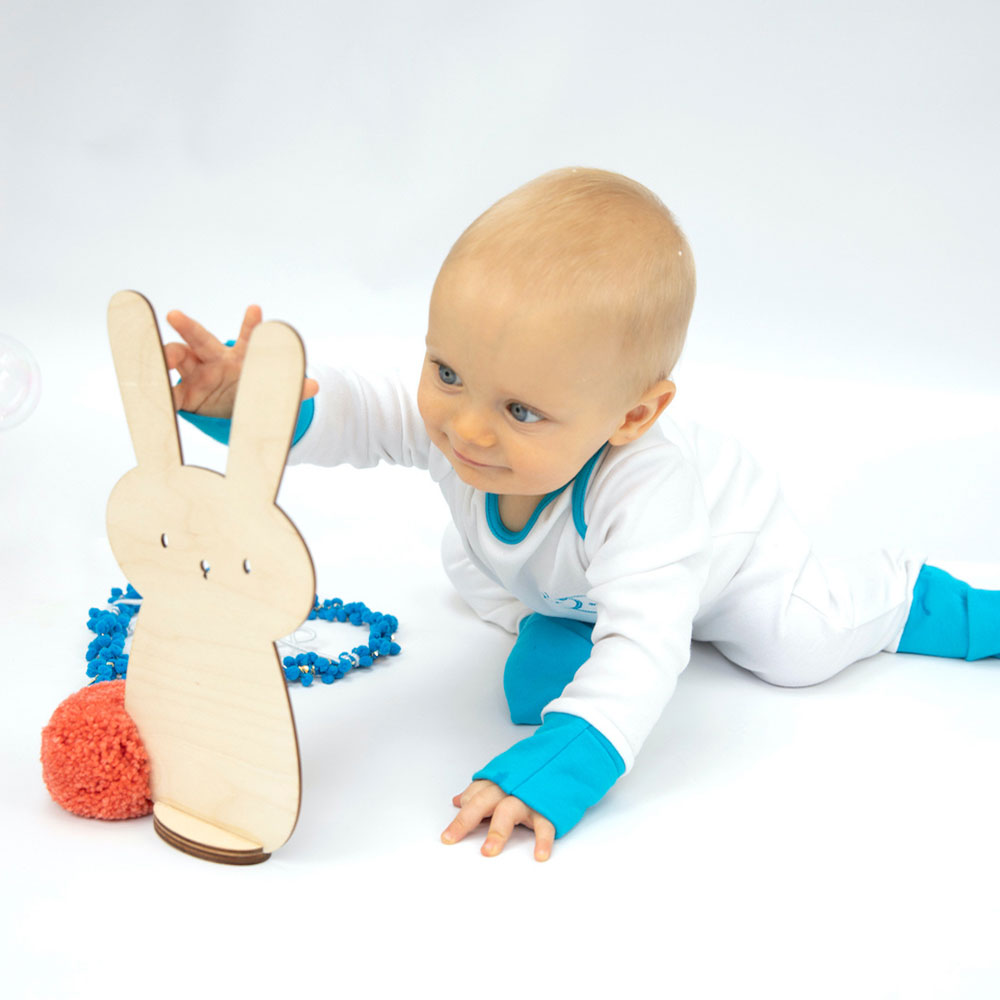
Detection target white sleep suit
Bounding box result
[289,366,923,776]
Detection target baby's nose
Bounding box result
[452,407,497,448]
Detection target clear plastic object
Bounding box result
[0,335,41,429]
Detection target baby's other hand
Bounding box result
[441,780,556,862]
[164,306,319,419]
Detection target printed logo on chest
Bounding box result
[540,592,598,616]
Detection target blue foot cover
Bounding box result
[898,565,1000,660]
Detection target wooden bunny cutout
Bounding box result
[106,290,315,864]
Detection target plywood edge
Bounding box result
[153,801,270,865]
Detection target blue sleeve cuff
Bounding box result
[178,408,233,444]
[178,396,314,447]
[472,712,626,838]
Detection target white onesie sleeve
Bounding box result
[288,365,435,472]
[542,446,713,772]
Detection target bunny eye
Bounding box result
[161,533,169,548]
[243,559,252,574]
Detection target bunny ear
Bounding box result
[226,320,305,502]
[107,290,183,471]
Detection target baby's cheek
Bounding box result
[516,452,564,492]
[417,389,448,442]
[415,385,430,425]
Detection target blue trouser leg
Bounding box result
[504,614,594,725]
[898,565,1000,660]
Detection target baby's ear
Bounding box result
[107,290,182,472]
[608,379,676,446]
[226,320,305,502]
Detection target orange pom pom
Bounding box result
[41,679,153,819]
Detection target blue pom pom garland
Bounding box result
[85,585,142,682]
[281,597,401,685]
[85,587,400,687]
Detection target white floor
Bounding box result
[4,343,999,999]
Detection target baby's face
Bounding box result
[417,262,639,499]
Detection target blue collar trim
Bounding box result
[485,486,567,545]
[571,445,606,539]
[485,445,607,545]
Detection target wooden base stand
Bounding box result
[152,802,271,866]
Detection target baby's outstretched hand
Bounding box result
[164,306,319,419]
[441,780,556,862]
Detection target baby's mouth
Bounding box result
[452,446,499,470]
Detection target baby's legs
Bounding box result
[694,498,924,686]
[503,615,593,724]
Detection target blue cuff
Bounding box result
[178,396,314,447]
[472,712,626,838]
[178,408,233,444]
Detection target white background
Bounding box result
[2,2,999,997]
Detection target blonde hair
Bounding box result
[440,167,696,389]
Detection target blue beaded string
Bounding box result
[86,585,142,682]
[282,597,401,687]
[85,586,400,687]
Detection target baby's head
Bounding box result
[418,167,696,499]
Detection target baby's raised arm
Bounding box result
[164,306,318,418]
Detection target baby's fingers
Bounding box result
[163,340,199,380]
[451,779,496,811]
[441,784,505,845]
[233,305,262,354]
[482,800,555,862]
[531,817,556,863]
[481,799,521,858]
[165,309,225,360]
[163,342,198,411]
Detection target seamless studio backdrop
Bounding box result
[2,2,999,998]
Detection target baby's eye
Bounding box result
[508,402,544,424]
[437,364,461,386]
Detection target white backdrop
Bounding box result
[2,2,999,998]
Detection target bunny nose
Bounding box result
[200,559,211,578]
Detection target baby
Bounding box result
[166,167,1000,862]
